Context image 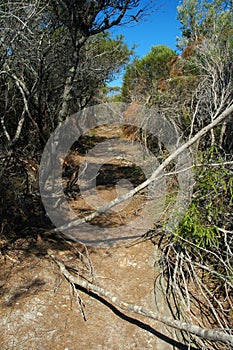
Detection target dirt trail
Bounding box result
[1,238,184,350]
[0,125,184,350]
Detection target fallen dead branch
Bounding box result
[50,102,233,233]
[48,249,233,347]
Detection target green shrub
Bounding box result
[175,146,233,249]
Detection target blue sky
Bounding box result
[109,0,182,86]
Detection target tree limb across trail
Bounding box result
[52,103,233,233]
[48,249,233,347]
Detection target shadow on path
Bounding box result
[77,285,198,350]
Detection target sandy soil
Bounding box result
[1,236,188,350]
[0,125,187,350]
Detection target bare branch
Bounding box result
[53,102,233,233]
[48,249,233,347]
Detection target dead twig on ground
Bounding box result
[48,249,233,347]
